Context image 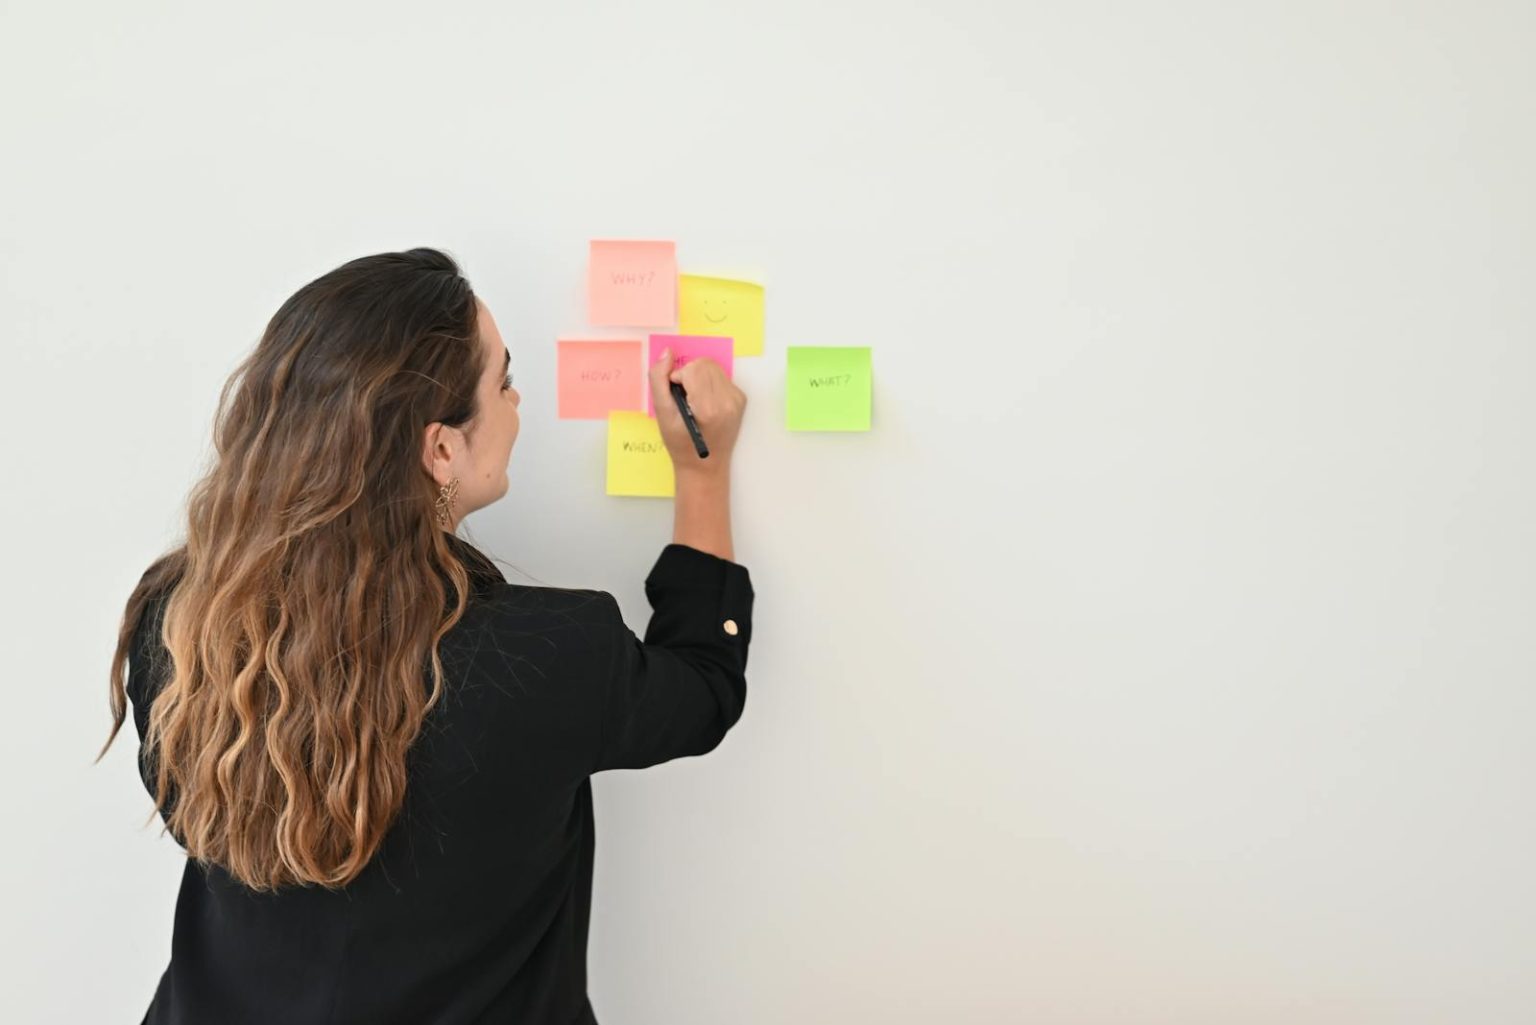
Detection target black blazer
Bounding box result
[127,534,754,1025]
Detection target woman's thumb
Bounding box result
[649,348,673,400]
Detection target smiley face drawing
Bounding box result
[700,295,730,326]
[678,274,765,357]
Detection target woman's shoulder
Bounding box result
[472,580,620,641]
[445,534,620,622]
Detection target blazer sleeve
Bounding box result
[593,543,755,773]
[125,588,183,833]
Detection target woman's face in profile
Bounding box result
[471,297,521,498]
[425,298,521,527]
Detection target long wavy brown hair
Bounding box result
[96,247,499,892]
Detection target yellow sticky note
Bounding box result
[678,275,764,357]
[606,411,675,497]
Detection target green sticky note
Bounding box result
[786,346,872,431]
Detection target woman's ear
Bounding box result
[422,421,455,484]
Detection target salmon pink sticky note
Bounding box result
[588,240,677,327]
[557,340,644,419]
[646,334,734,416]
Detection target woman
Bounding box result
[97,247,754,1024]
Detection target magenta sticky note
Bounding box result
[588,240,677,327]
[646,334,735,416]
[558,339,645,419]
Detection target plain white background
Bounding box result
[2,1,1532,1021]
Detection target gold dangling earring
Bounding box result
[434,477,460,528]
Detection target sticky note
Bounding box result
[679,275,765,357]
[606,410,674,497]
[786,347,873,431]
[558,340,644,419]
[646,334,735,416]
[588,240,677,326]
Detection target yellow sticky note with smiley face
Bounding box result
[678,275,764,357]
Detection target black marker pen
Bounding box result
[669,380,710,459]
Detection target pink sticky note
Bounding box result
[646,334,734,416]
[558,339,644,419]
[588,240,677,327]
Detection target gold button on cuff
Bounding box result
[723,619,739,636]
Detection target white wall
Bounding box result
[3,1,1532,1021]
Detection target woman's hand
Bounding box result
[648,348,747,475]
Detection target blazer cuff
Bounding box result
[645,544,755,652]
[646,544,750,591]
